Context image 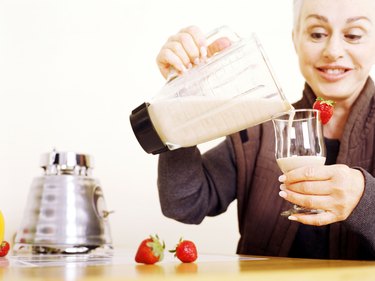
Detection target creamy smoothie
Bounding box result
[148,95,291,148]
[276,155,326,173]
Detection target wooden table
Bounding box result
[1,252,375,281]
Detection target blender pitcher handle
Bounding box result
[166,25,241,82]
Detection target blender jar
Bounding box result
[130,26,292,154]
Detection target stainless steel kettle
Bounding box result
[13,150,113,255]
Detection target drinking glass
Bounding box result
[272,109,326,216]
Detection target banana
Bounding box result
[0,211,4,242]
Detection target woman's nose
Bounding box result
[323,35,345,61]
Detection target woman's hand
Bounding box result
[156,25,231,79]
[278,164,365,226]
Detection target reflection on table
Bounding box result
[1,249,375,281]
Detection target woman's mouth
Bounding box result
[316,66,352,82]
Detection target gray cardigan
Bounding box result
[157,77,375,259]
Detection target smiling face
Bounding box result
[293,0,375,103]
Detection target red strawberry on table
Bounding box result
[135,235,165,265]
[170,238,198,263]
[0,241,10,257]
[313,97,335,125]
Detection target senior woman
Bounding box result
[155,0,375,259]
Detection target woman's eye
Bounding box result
[345,34,362,42]
[307,26,328,41]
[310,32,327,40]
[344,28,366,43]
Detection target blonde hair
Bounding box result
[293,0,304,31]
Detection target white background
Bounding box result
[0,0,305,254]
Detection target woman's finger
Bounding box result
[169,33,200,64]
[163,41,192,68]
[280,165,333,184]
[279,190,332,210]
[180,25,207,59]
[288,211,337,226]
[156,48,187,78]
[281,180,332,195]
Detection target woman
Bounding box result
[155,0,375,259]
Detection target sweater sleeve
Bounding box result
[344,168,375,253]
[157,137,237,224]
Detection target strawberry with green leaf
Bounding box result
[170,238,198,263]
[313,97,335,125]
[135,235,165,265]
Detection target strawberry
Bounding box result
[0,241,10,257]
[135,235,165,265]
[170,238,198,263]
[312,97,335,125]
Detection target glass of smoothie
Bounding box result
[272,109,326,216]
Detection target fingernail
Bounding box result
[200,46,207,59]
[279,191,287,198]
[278,175,286,182]
[193,57,200,65]
[187,63,193,69]
[288,216,297,221]
[280,184,286,191]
